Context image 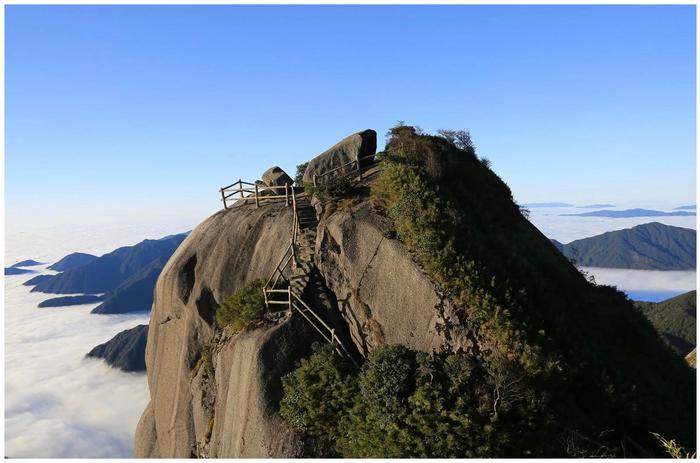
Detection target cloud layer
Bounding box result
[528,206,697,243]
[5,270,150,457]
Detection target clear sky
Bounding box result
[5,5,696,229]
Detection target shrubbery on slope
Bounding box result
[281,125,695,457]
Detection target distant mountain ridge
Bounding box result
[24,234,188,294]
[562,208,695,218]
[553,222,695,270]
[522,202,574,208]
[48,252,97,271]
[86,324,148,372]
[10,259,42,268]
[38,295,105,308]
[5,259,42,275]
[91,258,165,314]
[578,203,614,208]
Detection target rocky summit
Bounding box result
[134,126,695,458]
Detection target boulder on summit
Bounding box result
[302,129,377,184]
[260,166,293,188]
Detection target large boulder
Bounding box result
[302,129,377,184]
[261,166,293,188]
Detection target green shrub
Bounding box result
[215,279,266,331]
[308,175,353,201]
[366,124,695,455]
[281,344,546,457]
[294,162,309,186]
[280,345,356,437]
[199,343,215,377]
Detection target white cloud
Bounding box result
[4,268,150,458]
[528,206,696,243]
[580,267,696,293]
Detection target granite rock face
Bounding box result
[134,190,450,457]
[135,202,303,457]
[302,130,377,184]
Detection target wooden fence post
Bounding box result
[313,174,317,188]
[220,188,227,209]
[254,183,260,208]
[285,183,289,206]
[357,159,363,181]
[238,179,243,199]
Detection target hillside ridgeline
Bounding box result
[552,222,696,270]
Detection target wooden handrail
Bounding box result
[290,290,358,367]
[312,153,382,187]
[220,181,297,209]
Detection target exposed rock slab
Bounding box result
[314,201,451,355]
[302,130,377,184]
[135,202,299,457]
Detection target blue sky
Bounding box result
[5,5,696,228]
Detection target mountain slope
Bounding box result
[86,324,148,372]
[555,222,695,270]
[91,259,164,314]
[5,267,35,275]
[38,295,105,308]
[48,252,97,271]
[636,291,696,355]
[10,259,42,267]
[25,234,187,294]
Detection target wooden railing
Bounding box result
[262,239,295,308]
[219,179,294,209]
[312,153,380,187]
[262,190,300,307]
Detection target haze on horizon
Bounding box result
[5,5,696,231]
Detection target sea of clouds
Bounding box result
[5,217,201,458]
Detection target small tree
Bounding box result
[437,128,475,154]
[215,279,266,331]
[295,162,309,186]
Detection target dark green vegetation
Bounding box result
[282,125,695,456]
[281,344,543,457]
[636,291,696,356]
[306,175,353,201]
[553,222,696,270]
[199,343,215,377]
[214,278,266,331]
[86,324,148,372]
[294,162,309,186]
[39,294,105,308]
